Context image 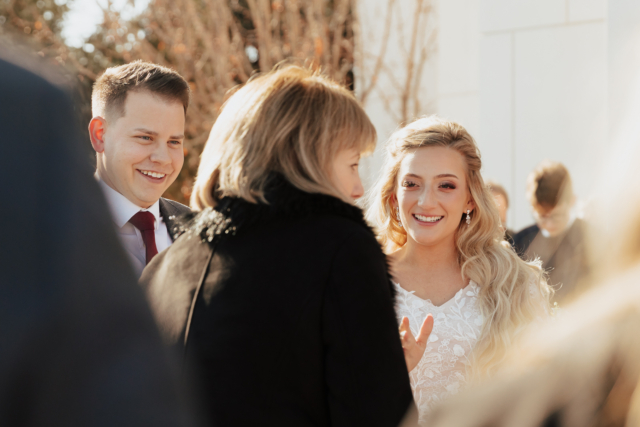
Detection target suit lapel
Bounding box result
[159,198,182,242]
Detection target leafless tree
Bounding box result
[355,0,436,125]
[0,0,435,201]
[1,0,359,202]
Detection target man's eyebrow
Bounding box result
[169,134,185,139]
[133,128,158,136]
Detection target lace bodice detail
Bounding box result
[395,281,484,425]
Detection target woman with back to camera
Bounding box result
[369,116,552,425]
[140,65,418,427]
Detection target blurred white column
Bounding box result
[608,0,640,139]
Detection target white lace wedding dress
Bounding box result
[395,281,484,425]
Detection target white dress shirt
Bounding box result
[98,179,173,277]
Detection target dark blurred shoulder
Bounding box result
[0,48,69,91]
[512,224,540,257]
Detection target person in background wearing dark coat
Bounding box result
[486,180,515,245]
[140,65,417,427]
[88,61,192,277]
[0,51,199,426]
[512,160,589,304]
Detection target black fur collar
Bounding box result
[174,175,396,301]
[176,175,374,245]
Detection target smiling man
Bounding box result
[89,61,191,276]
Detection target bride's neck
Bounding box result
[394,235,459,272]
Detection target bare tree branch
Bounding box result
[357,0,395,104]
[1,0,359,203]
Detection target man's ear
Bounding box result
[89,117,107,154]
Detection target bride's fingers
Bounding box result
[399,317,409,333]
[416,313,434,346]
[399,317,414,346]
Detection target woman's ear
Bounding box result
[466,198,476,212]
[390,194,398,209]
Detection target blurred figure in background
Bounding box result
[141,66,415,427]
[486,180,515,244]
[513,160,589,304]
[89,61,192,277]
[0,52,199,426]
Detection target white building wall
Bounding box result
[438,0,608,231]
[358,0,609,232]
[608,0,640,137]
[436,0,480,137]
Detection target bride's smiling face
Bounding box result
[394,146,475,248]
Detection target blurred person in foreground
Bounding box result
[89,61,192,277]
[513,160,589,304]
[140,65,417,426]
[368,116,552,426]
[0,51,198,425]
[486,180,515,245]
[423,122,640,427]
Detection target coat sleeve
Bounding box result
[322,227,415,427]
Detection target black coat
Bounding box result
[512,220,589,303]
[140,177,414,427]
[0,55,199,425]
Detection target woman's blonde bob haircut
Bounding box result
[191,65,376,210]
[368,116,553,375]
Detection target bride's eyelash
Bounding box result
[402,180,417,187]
[439,182,456,189]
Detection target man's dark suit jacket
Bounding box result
[0,53,199,426]
[159,198,192,241]
[513,220,589,303]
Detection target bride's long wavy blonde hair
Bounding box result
[368,116,552,375]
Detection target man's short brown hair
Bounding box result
[526,160,573,210]
[91,61,190,121]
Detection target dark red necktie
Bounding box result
[129,211,158,264]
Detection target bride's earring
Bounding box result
[466,209,471,225]
[396,207,403,228]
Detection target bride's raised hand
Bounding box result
[399,314,434,372]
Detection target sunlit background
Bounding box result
[62,0,150,48]
[1,0,637,233]
[358,0,609,231]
